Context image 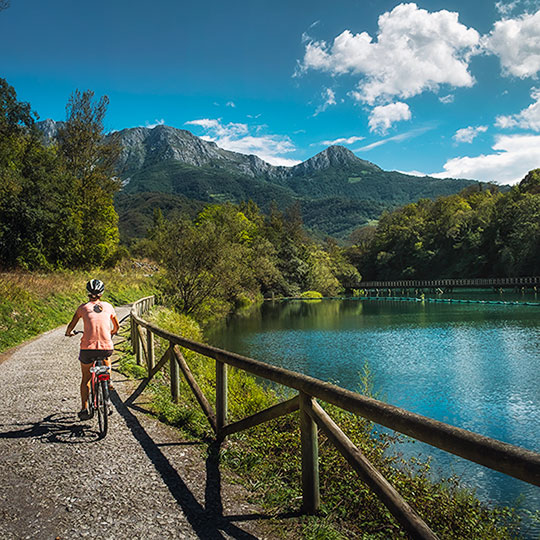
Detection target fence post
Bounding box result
[216,360,228,435]
[132,316,141,365]
[300,392,320,514]
[146,329,154,372]
[170,345,180,403]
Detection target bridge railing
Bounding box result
[129,296,540,540]
[359,276,539,289]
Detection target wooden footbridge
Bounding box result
[359,276,539,292]
[130,296,540,540]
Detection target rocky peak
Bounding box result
[291,145,380,175]
[36,118,65,145]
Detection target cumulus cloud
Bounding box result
[185,118,299,166]
[453,125,488,143]
[368,102,411,133]
[318,135,365,146]
[433,134,540,184]
[314,88,337,115]
[226,101,236,108]
[300,3,480,105]
[145,119,165,128]
[483,10,540,78]
[495,88,540,130]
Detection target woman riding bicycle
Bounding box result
[65,279,120,420]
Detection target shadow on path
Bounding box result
[0,412,101,443]
[111,391,261,540]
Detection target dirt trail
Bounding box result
[0,306,267,539]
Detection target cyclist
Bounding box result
[65,279,120,420]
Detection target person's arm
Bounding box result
[111,314,120,336]
[65,312,81,336]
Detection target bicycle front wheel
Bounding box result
[96,380,109,438]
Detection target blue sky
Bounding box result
[1,0,540,184]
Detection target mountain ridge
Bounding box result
[37,120,489,240]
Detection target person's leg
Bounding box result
[104,353,114,390]
[80,361,92,411]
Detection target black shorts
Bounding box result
[79,349,113,365]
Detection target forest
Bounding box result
[348,175,540,281]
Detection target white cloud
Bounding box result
[433,133,540,184]
[314,88,337,115]
[483,10,540,78]
[495,0,540,17]
[356,126,434,151]
[318,135,365,146]
[439,94,455,104]
[300,3,480,105]
[453,125,488,143]
[145,119,165,128]
[495,87,540,130]
[185,118,299,166]
[185,118,248,137]
[226,101,236,108]
[368,102,411,133]
[398,169,429,177]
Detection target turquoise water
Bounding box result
[208,293,540,534]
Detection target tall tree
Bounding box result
[57,90,121,267]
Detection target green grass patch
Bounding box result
[0,265,155,353]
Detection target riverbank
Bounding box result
[117,304,525,539]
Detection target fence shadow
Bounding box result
[111,391,261,540]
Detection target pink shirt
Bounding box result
[76,301,117,350]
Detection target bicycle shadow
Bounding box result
[0,412,102,443]
[112,391,276,540]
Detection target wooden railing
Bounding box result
[360,276,540,289]
[130,296,540,540]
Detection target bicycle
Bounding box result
[72,331,112,439]
[89,357,111,439]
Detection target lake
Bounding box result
[208,291,540,535]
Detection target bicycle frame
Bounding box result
[88,358,111,438]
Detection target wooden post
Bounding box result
[146,329,154,372]
[170,346,180,403]
[216,360,228,435]
[132,318,141,365]
[300,392,320,513]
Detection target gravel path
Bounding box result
[0,306,269,539]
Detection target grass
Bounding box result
[116,304,525,540]
[0,263,156,353]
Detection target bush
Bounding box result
[300,290,324,299]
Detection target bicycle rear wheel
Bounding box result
[96,380,109,438]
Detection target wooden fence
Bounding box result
[130,296,540,540]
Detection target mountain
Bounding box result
[38,121,486,240]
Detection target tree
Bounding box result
[57,89,122,267]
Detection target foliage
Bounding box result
[56,89,122,267]
[300,291,323,299]
[349,174,540,279]
[142,201,360,322]
[0,79,121,270]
